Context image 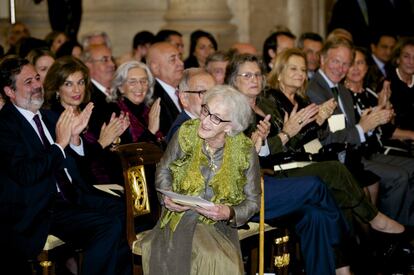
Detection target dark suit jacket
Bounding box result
[166,111,191,143]
[0,103,92,257]
[88,83,119,138]
[152,80,180,136]
[365,61,385,92]
[327,0,373,48]
[306,71,362,146]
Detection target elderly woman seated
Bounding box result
[142,85,261,274]
[142,84,352,275]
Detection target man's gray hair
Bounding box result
[111,61,155,105]
[178,68,210,92]
[203,85,252,136]
[81,31,112,50]
[205,50,230,66]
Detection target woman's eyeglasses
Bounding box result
[200,104,231,125]
[237,72,263,81]
[126,78,149,86]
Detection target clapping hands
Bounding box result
[251,114,271,153]
[282,104,318,138]
[56,103,94,148]
[359,105,394,133]
[98,112,130,148]
[316,98,337,125]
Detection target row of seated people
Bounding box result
[2,24,414,148]
[1,32,414,274]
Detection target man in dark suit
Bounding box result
[147,42,184,136]
[297,32,324,80]
[166,68,216,142]
[307,38,414,226]
[82,44,118,135]
[366,33,397,91]
[0,57,130,274]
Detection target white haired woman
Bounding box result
[111,60,163,143]
[142,85,261,275]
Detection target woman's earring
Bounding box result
[56,92,60,99]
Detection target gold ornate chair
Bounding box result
[112,142,164,275]
[113,143,291,275]
[31,235,65,275]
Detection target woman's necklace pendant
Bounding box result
[205,143,218,172]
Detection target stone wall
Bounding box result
[1,0,330,58]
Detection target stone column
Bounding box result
[0,0,11,48]
[287,0,327,38]
[14,0,49,40]
[163,0,237,55]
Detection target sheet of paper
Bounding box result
[94,184,124,197]
[157,189,214,209]
[303,138,323,154]
[328,114,345,132]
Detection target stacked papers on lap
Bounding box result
[157,189,214,209]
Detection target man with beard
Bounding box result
[0,57,130,274]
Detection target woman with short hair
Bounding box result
[111,60,163,143]
[142,85,260,275]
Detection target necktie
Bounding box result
[175,89,183,110]
[33,114,51,148]
[331,87,349,122]
[331,86,340,101]
[381,65,387,77]
[33,114,77,202]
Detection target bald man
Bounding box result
[147,42,185,135]
[166,68,216,141]
[230,42,258,55]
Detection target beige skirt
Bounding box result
[142,223,243,275]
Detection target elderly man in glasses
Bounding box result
[81,44,118,135]
[166,68,216,142]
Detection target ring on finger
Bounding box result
[298,120,303,125]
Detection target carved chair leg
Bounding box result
[273,228,290,275]
[38,250,53,275]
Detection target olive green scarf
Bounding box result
[160,119,252,231]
